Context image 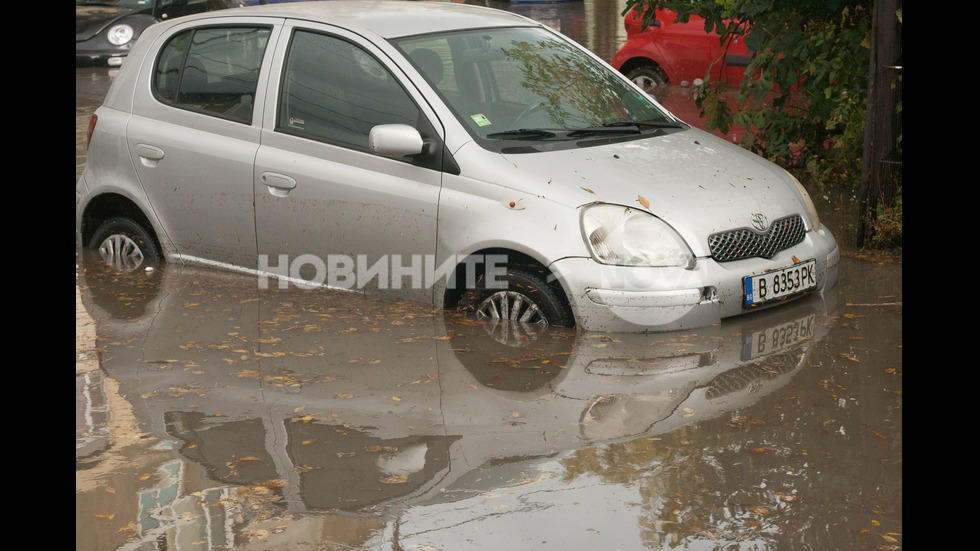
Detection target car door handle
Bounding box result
[135,144,165,167]
[260,171,297,197]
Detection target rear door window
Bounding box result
[153,26,272,124]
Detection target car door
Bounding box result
[128,21,277,269]
[659,10,746,84]
[254,22,445,303]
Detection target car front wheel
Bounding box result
[90,217,160,272]
[626,66,668,101]
[459,269,573,333]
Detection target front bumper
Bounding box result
[551,225,840,332]
[76,38,132,66]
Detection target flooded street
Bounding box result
[76,2,902,550]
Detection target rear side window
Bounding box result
[153,26,271,124]
[277,30,420,149]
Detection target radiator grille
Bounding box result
[708,215,806,262]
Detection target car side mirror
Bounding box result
[369,124,426,158]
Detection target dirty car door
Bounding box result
[128,23,274,269]
[254,24,443,302]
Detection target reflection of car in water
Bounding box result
[78,252,837,545]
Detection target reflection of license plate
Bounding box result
[744,259,817,306]
[742,314,815,360]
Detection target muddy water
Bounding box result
[76,2,901,549]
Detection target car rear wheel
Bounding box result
[90,217,160,272]
[459,269,574,339]
[626,66,668,101]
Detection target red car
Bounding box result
[611,9,751,97]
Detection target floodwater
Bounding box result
[76,1,902,550]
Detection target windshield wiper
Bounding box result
[605,120,687,130]
[567,120,687,138]
[486,128,558,140]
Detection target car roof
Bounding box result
[183,1,540,39]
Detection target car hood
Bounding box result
[76,5,145,40]
[496,127,811,258]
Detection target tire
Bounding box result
[458,269,574,334]
[89,217,160,272]
[626,66,668,101]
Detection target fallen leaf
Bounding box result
[637,195,650,208]
[380,475,408,484]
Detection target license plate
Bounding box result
[742,314,815,360]
[743,259,816,306]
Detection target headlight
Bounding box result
[107,24,135,46]
[581,204,695,269]
[788,172,820,231]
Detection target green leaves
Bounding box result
[628,0,883,198]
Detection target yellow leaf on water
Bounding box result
[380,475,408,484]
[302,439,317,445]
[637,195,650,209]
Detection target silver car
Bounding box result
[75,1,839,332]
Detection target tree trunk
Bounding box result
[857,0,902,248]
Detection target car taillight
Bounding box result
[86,114,98,150]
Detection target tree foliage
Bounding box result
[623,0,902,248]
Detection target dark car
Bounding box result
[76,0,245,66]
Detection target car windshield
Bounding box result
[395,26,679,149]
